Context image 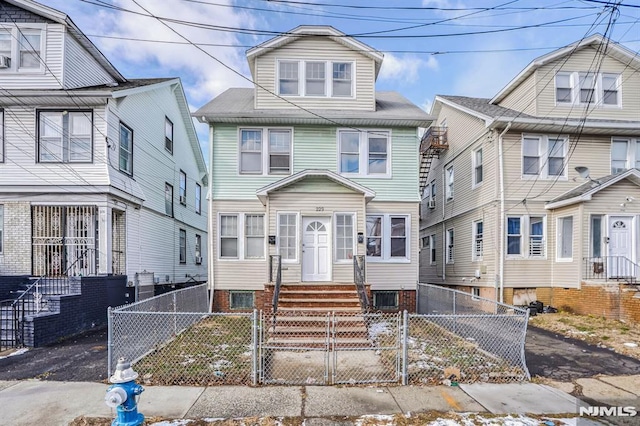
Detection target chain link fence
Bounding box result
[108,283,529,386]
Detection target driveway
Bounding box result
[0,327,108,382]
[525,325,640,381]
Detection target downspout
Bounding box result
[207,123,215,313]
[498,122,512,304]
[442,166,446,282]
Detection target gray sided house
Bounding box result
[0,0,208,347]
[196,26,432,312]
[419,34,640,315]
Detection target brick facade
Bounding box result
[0,275,28,300]
[212,289,265,313]
[0,202,31,275]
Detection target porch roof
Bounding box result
[255,169,376,205]
[545,168,640,209]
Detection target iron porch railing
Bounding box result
[583,256,639,284]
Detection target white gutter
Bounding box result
[497,122,512,304]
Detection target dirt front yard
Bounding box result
[529,312,640,360]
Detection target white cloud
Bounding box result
[90,0,253,105]
[379,53,438,85]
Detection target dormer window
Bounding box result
[554,71,621,107]
[278,60,354,98]
[0,26,44,72]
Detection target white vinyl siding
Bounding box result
[63,32,116,89]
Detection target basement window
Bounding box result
[230,291,254,310]
[373,291,398,310]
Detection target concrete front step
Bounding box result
[265,337,372,348]
[278,290,360,300]
[279,299,361,309]
[277,306,362,313]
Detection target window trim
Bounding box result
[164,183,174,217]
[276,59,356,99]
[445,165,454,201]
[36,109,94,164]
[506,215,547,259]
[554,71,622,108]
[244,213,266,259]
[179,170,187,205]
[521,134,568,180]
[277,212,299,263]
[610,137,640,174]
[238,127,293,176]
[556,215,574,262]
[337,129,392,178]
[0,26,46,74]
[472,220,483,261]
[179,228,186,264]
[118,121,134,176]
[472,147,483,188]
[472,287,480,301]
[165,116,173,154]
[429,234,436,265]
[372,291,399,310]
[446,228,454,264]
[218,213,266,261]
[334,212,356,263]
[365,214,410,263]
[195,183,202,215]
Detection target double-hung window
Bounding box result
[240,128,291,175]
[164,183,173,217]
[0,27,44,72]
[278,60,353,97]
[557,216,574,261]
[179,170,187,205]
[195,234,202,264]
[445,165,454,200]
[18,31,40,69]
[555,71,621,107]
[473,221,483,261]
[473,148,483,186]
[338,130,390,176]
[507,215,547,258]
[38,110,92,163]
[366,215,409,261]
[429,235,436,264]
[446,228,454,264]
[119,122,133,175]
[219,214,265,260]
[278,213,298,261]
[179,229,186,264]
[610,138,640,174]
[522,135,567,179]
[165,117,173,153]
[335,213,355,261]
[195,183,202,214]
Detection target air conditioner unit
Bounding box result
[0,55,10,69]
[179,195,186,204]
[427,199,436,209]
[195,256,202,264]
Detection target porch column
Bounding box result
[98,206,111,274]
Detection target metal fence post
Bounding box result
[107,306,113,377]
[402,310,408,385]
[173,291,178,335]
[252,309,258,386]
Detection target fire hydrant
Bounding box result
[105,357,145,426]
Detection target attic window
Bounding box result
[277,60,354,98]
[0,27,44,72]
[279,61,299,95]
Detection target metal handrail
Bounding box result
[269,255,282,327]
[583,256,639,284]
[353,255,369,311]
[12,248,94,312]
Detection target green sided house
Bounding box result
[195,26,432,313]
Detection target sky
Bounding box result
[35,0,640,157]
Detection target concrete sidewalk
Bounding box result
[1,375,639,425]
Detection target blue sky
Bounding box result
[37,0,640,153]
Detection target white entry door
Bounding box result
[302,217,331,281]
[608,216,634,278]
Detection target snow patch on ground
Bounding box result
[0,348,29,360]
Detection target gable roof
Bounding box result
[5,0,125,82]
[194,88,431,127]
[246,26,384,80]
[256,169,375,205]
[433,94,640,135]
[491,34,640,104]
[546,169,640,210]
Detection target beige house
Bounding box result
[196,26,431,312]
[419,34,640,311]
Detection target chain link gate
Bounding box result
[259,311,402,385]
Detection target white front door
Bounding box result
[302,217,331,281]
[608,216,634,278]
